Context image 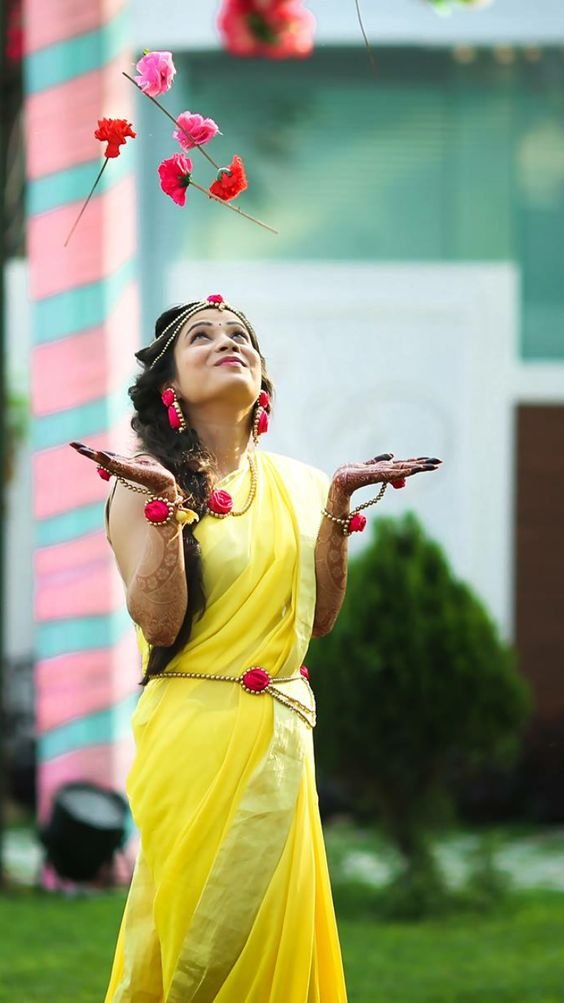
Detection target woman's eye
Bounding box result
[232,331,247,340]
[191,331,209,341]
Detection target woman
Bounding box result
[70,293,440,1002]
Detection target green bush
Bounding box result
[309,513,530,901]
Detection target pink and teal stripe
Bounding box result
[24,0,141,824]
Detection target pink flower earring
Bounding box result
[161,387,187,432]
[252,390,270,446]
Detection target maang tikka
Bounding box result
[161,387,187,431]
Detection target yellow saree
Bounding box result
[104,450,348,1002]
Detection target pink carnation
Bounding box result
[158,154,193,207]
[135,50,176,97]
[174,111,220,151]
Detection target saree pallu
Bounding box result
[104,451,348,1002]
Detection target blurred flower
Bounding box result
[6,0,23,63]
[134,50,176,96]
[174,111,220,150]
[218,0,315,59]
[427,0,494,12]
[94,118,136,158]
[209,155,248,201]
[158,153,193,206]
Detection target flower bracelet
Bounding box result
[97,465,199,528]
[322,482,388,536]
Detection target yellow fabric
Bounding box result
[104,450,348,1002]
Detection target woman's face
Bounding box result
[170,307,262,411]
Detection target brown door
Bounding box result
[515,404,564,721]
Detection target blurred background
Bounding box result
[1,0,564,1000]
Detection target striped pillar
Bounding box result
[23,0,142,824]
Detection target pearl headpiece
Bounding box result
[135,294,259,369]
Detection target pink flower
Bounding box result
[134,50,176,97]
[174,111,220,150]
[208,489,234,515]
[348,513,367,534]
[158,154,193,206]
[218,0,315,59]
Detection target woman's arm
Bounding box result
[69,442,189,647]
[312,452,442,638]
[312,481,350,638]
[108,481,188,647]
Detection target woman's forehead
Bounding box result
[181,306,243,330]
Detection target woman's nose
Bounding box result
[219,334,242,351]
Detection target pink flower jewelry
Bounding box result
[207,455,257,519]
[174,111,220,151]
[321,482,389,536]
[134,50,176,97]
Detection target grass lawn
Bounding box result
[1,885,563,1002]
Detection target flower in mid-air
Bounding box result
[174,111,220,150]
[134,50,176,97]
[158,153,193,206]
[218,0,315,59]
[94,118,136,158]
[209,155,248,202]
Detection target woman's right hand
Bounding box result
[69,442,179,499]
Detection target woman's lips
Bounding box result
[216,357,246,366]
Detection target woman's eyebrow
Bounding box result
[184,320,246,337]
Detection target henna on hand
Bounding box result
[333,453,442,498]
[69,441,178,498]
[312,452,442,638]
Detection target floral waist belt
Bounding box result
[147,665,316,729]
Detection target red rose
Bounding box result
[348,513,367,533]
[257,409,269,435]
[208,489,233,514]
[94,118,136,159]
[209,155,248,202]
[258,390,270,409]
[391,478,406,489]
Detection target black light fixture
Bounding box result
[39,781,130,883]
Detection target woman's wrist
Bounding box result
[326,480,351,518]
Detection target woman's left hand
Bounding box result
[332,452,442,499]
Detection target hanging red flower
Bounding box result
[94,118,136,159]
[209,155,248,202]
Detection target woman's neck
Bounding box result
[191,407,253,480]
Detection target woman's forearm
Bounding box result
[312,482,350,638]
[127,516,188,647]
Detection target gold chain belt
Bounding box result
[146,665,316,729]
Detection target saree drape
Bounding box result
[104,450,348,1002]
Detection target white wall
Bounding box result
[132,0,564,48]
[168,260,523,638]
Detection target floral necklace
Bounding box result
[207,451,257,518]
